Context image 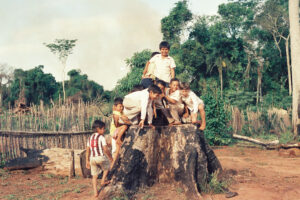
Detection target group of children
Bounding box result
[86,41,206,198]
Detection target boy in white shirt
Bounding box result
[149,41,176,85]
[180,82,206,131]
[164,78,185,124]
[86,120,113,198]
[123,85,162,128]
[141,52,160,88]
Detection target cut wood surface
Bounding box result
[4,148,85,177]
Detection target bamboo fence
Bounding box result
[0,100,111,132]
[0,130,93,163]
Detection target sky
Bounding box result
[0,0,227,90]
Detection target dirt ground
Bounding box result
[1,146,300,200]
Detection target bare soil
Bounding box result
[1,146,300,200]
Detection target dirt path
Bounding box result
[1,146,300,200]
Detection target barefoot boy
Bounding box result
[165,78,185,125]
[155,80,175,125]
[180,82,206,130]
[149,41,176,85]
[86,120,113,198]
[123,85,162,128]
[110,98,131,166]
[141,52,160,88]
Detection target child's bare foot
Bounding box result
[94,191,99,198]
[192,120,201,124]
[116,139,122,146]
[100,180,111,187]
[148,124,155,130]
[168,121,181,126]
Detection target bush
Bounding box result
[202,90,233,145]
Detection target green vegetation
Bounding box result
[203,90,233,145]
[201,170,230,194]
[0,0,293,144]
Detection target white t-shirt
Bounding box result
[87,133,107,157]
[181,91,204,113]
[166,88,181,103]
[124,89,153,123]
[149,54,176,83]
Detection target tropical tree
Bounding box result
[113,50,152,97]
[0,63,13,107]
[66,69,104,102]
[161,0,192,44]
[44,39,77,103]
[8,66,58,106]
[256,0,291,95]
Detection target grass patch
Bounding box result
[201,170,230,194]
[176,187,183,194]
[142,193,154,200]
[279,131,294,144]
[0,169,10,181]
[3,194,18,200]
[112,190,129,200]
[59,177,69,184]
[40,173,56,179]
[255,132,278,141]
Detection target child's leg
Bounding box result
[116,125,128,145]
[111,144,121,169]
[169,104,183,124]
[198,104,206,130]
[101,170,109,185]
[100,157,111,186]
[92,175,98,197]
[191,112,198,124]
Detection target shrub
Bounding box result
[202,90,233,145]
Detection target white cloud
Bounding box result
[0,0,163,90]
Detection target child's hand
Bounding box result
[154,109,157,118]
[183,112,189,118]
[139,120,145,128]
[86,161,90,169]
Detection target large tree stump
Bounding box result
[99,124,222,200]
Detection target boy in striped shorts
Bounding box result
[86,120,113,198]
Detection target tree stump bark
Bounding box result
[99,124,222,200]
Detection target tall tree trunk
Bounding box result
[244,55,251,89]
[289,0,300,136]
[62,60,66,104]
[256,60,263,105]
[285,36,292,96]
[218,66,223,98]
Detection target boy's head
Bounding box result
[130,84,144,93]
[156,80,166,92]
[92,120,105,134]
[114,97,124,112]
[148,85,162,100]
[151,52,160,58]
[159,41,170,57]
[180,82,190,97]
[170,78,180,91]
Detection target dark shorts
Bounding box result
[141,78,154,88]
[155,78,169,87]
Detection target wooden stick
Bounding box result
[69,149,75,178]
[232,134,279,146]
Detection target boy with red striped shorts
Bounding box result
[86,120,113,198]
